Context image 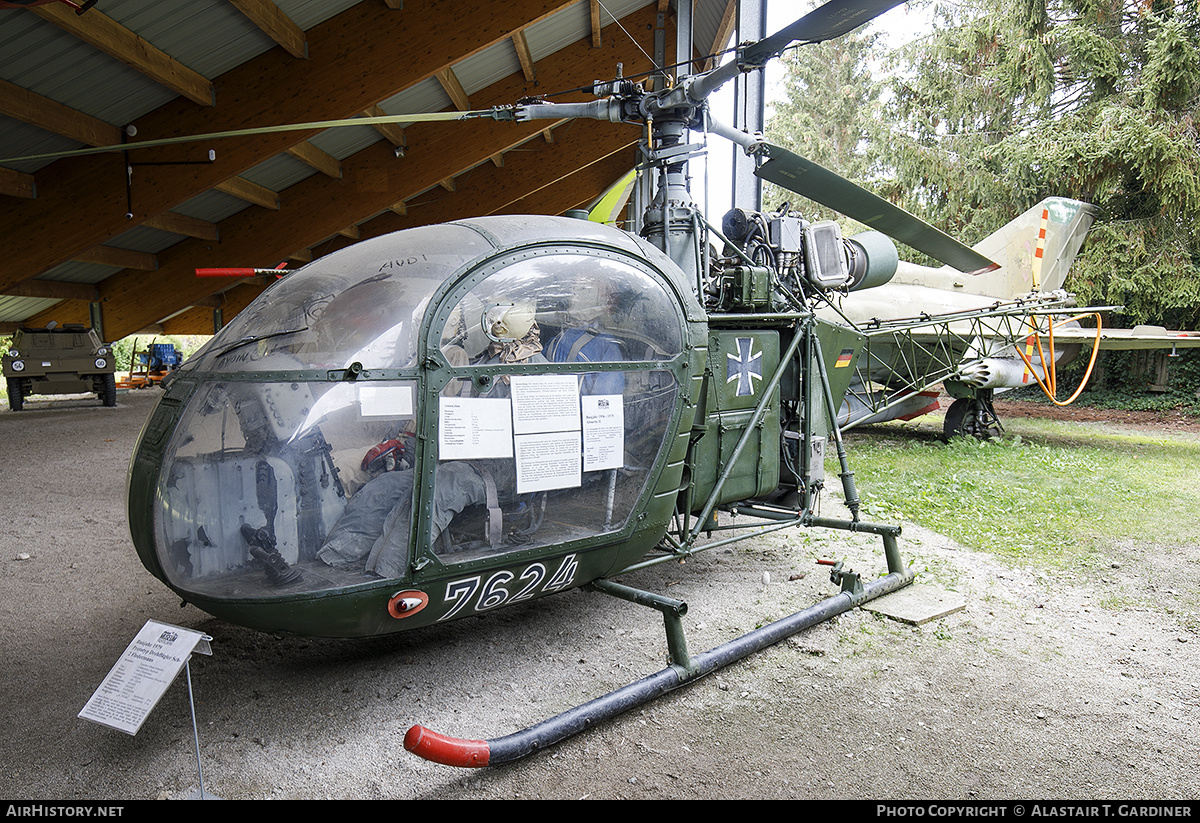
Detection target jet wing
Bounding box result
[1044,325,1200,351]
[890,325,1200,350]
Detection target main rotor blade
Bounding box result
[755,143,999,274]
[0,110,483,165]
[742,0,908,65]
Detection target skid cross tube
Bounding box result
[403,565,914,768]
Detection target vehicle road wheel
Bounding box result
[943,397,1002,440]
[98,373,117,407]
[6,377,23,412]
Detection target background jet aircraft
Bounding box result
[815,198,1200,435]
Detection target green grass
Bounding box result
[840,415,1200,569]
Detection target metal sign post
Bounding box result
[80,620,217,799]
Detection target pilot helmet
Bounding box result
[483,301,537,343]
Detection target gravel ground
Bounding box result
[2,389,1199,800]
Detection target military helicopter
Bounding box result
[110,0,1126,767]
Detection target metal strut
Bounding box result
[403,562,914,768]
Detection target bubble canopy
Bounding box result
[135,217,696,619]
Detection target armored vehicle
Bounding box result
[3,324,117,411]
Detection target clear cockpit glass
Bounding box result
[155,378,420,598]
[155,233,454,598]
[417,252,685,565]
[185,236,447,373]
[153,243,688,599]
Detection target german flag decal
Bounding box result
[834,348,855,368]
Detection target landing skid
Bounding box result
[404,524,913,767]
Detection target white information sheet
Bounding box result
[515,431,582,493]
[510,374,581,435]
[79,620,209,736]
[439,396,513,459]
[582,394,625,471]
[359,384,414,417]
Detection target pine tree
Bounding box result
[762,20,883,225]
[874,0,1200,327]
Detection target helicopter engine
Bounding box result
[713,206,899,312]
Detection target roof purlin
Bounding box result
[0,0,581,290]
[30,5,664,340]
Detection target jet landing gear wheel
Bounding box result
[943,396,1003,440]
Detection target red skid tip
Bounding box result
[404,725,491,768]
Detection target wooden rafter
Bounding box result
[0,78,122,148]
[285,142,342,179]
[143,211,220,242]
[228,0,308,59]
[1,278,98,301]
[0,167,35,200]
[2,0,580,289]
[590,0,602,47]
[360,104,406,147]
[214,178,280,210]
[513,29,536,82]
[706,0,737,72]
[71,246,157,271]
[435,68,471,111]
[31,3,214,107]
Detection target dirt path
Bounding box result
[993,398,1200,433]
[2,390,1198,800]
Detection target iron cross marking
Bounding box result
[727,337,763,397]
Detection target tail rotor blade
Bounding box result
[755,144,998,274]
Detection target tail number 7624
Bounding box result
[437,554,579,622]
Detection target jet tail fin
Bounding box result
[969,198,1099,295]
[891,198,1099,298]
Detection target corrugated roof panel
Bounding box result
[525,0,654,64]
[240,153,318,193]
[97,0,270,79]
[453,39,524,98]
[173,189,256,226]
[693,0,735,63]
[376,78,455,119]
[99,225,184,256]
[308,123,386,161]
[36,260,118,286]
[0,11,173,172]
[0,296,61,325]
[276,0,366,31]
[0,120,79,175]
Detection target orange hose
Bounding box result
[1013,313,1103,406]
